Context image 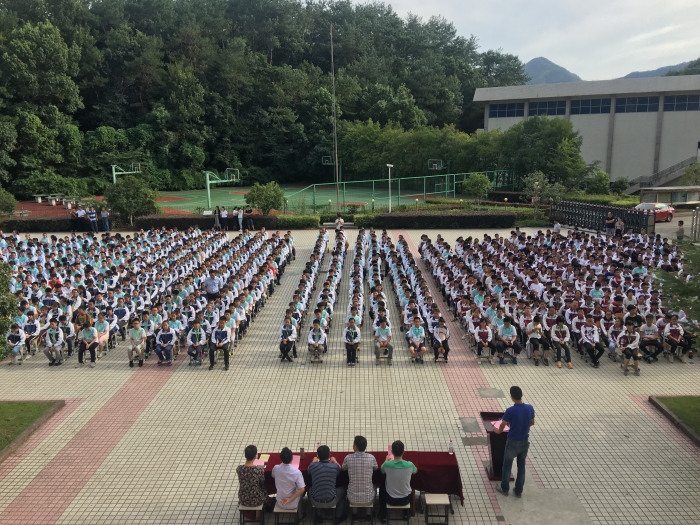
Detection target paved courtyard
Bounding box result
[1,228,699,525]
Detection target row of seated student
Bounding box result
[278,228,454,367]
[5,227,294,371]
[417,229,696,376]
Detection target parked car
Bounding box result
[635,202,675,222]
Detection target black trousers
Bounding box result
[279,340,294,358]
[552,341,571,363]
[345,342,358,363]
[433,340,450,358]
[379,485,411,519]
[667,338,689,354]
[497,341,522,355]
[583,342,605,364]
[477,341,496,356]
[79,341,98,363]
[209,342,230,367]
[640,339,664,359]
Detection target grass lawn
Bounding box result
[657,396,700,436]
[0,401,56,451]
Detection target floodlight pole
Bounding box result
[387,164,393,213]
[205,171,212,209]
[330,23,340,209]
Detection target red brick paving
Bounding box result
[0,360,187,525]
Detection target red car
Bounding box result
[635,202,675,222]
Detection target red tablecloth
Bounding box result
[261,451,463,504]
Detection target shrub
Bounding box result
[517,219,551,228]
[319,213,354,223]
[1,218,73,232]
[585,171,610,195]
[353,211,516,229]
[11,172,88,200]
[0,263,17,358]
[354,214,376,228]
[563,193,638,207]
[276,215,320,229]
[461,172,492,206]
[0,187,17,215]
[609,177,629,195]
[104,175,158,225]
[245,182,284,215]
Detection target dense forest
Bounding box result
[0,0,535,197]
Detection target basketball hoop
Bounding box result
[427,159,444,171]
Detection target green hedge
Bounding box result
[353,211,516,229]
[319,213,354,223]
[1,218,73,232]
[563,193,639,207]
[276,215,320,229]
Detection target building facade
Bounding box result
[473,75,700,181]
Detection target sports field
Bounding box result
[158,178,458,214]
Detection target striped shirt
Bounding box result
[308,461,340,502]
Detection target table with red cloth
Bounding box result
[261,451,463,505]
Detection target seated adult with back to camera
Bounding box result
[342,435,378,523]
[378,440,416,524]
[272,447,306,510]
[308,445,347,524]
[237,444,267,519]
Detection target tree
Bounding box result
[666,58,700,77]
[461,172,492,208]
[0,188,17,216]
[586,171,610,195]
[609,177,630,195]
[245,182,284,215]
[522,171,567,219]
[104,175,158,225]
[0,263,18,359]
[680,162,700,186]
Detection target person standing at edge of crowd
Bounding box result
[100,207,110,232]
[495,385,535,498]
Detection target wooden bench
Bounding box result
[422,494,450,525]
[386,502,410,525]
[238,503,264,525]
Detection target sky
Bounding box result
[353,0,700,80]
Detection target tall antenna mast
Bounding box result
[330,22,340,208]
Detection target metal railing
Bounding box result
[282,170,517,214]
[691,207,700,241]
[628,155,699,190]
[553,201,655,234]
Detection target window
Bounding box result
[664,95,700,111]
[489,103,524,118]
[615,96,659,113]
[528,100,566,116]
[570,98,611,115]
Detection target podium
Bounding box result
[480,411,512,481]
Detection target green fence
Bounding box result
[283,170,515,214]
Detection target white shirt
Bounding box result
[271,463,305,509]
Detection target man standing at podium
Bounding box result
[494,386,535,498]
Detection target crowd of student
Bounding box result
[4,227,294,370]
[418,227,695,376]
[278,227,457,367]
[237,436,417,524]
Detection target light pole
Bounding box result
[387,164,393,213]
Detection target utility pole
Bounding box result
[330,23,340,209]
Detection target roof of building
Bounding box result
[473,75,700,102]
[640,186,700,192]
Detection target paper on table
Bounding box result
[291,455,301,468]
[253,459,266,466]
[492,420,510,432]
[259,454,270,462]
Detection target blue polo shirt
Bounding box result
[502,403,535,441]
